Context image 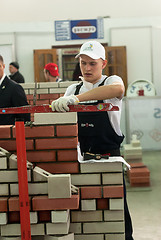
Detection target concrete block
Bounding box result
[123,144,142,155]
[74,234,104,240]
[0,213,7,225]
[35,88,49,94]
[69,223,82,234]
[0,147,10,157]
[1,223,21,236]
[46,216,70,234]
[9,154,33,169]
[10,182,48,195]
[71,173,101,186]
[33,166,52,182]
[51,210,69,223]
[59,81,80,88]
[34,112,77,125]
[80,162,122,173]
[44,233,74,240]
[50,88,67,94]
[0,156,7,169]
[39,82,58,88]
[105,233,125,240]
[109,198,124,210]
[81,199,96,211]
[0,169,31,182]
[71,210,102,222]
[48,174,71,199]
[31,223,45,235]
[102,173,123,185]
[1,223,45,236]
[0,238,21,240]
[0,184,9,196]
[20,83,36,89]
[83,221,125,234]
[104,210,124,221]
[30,212,38,224]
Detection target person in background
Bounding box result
[72,62,82,81]
[51,40,134,240]
[0,55,30,125]
[9,61,25,83]
[44,63,62,82]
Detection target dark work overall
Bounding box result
[74,79,134,240]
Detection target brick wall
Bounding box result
[0,82,125,239]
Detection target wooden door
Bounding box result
[34,49,58,82]
[104,46,127,93]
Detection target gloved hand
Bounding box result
[51,95,80,112]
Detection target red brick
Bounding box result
[0,139,34,151]
[129,177,150,184]
[35,137,78,150]
[32,194,79,211]
[97,198,109,210]
[27,150,56,162]
[36,99,50,105]
[0,125,12,138]
[36,162,79,174]
[103,185,124,198]
[0,197,8,212]
[39,93,59,100]
[13,126,55,138]
[128,167,150,178]
[8,197,31,211]
[56,125,78,137]
[26,94,34,100]
[38,210,51,222]
[130,182,150,187]
[57,150,78,161]
[81,187,102,199]
[8,211,20,223]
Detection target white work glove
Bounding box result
[51,95,80,112]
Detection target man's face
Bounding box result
[79,55,107,84]
[0,61,5,80]
[9,65,17,74]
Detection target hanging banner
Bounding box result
[55,18,104,41]
[127,97,161,150]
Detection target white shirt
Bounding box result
[0,73,6,85]
[64,75,124,136]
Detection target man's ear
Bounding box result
[102,60,107,69]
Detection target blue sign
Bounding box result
[55,19,104,41]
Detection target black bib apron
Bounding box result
[74,79,124,155]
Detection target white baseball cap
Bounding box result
[75,41,105,60]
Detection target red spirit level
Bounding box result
[0,103,119,115]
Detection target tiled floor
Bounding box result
[126,151,161,240]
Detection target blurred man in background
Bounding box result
[0,55,30,125]
[9,61,25,83]
[44,63,62,82]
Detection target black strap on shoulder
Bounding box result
[98,77,108,87]
[74,82,83,95]
[74,77,108,95]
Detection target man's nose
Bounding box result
[85,64,91,71]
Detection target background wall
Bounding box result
[1,0,161,95]
[1,0,161,21]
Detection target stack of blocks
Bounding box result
[123,135,150,187]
